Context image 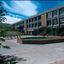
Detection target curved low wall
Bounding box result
[17,37,64,44]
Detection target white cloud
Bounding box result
[3,15,22,24]
[3,1,38,16]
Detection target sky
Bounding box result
[1,1,64,24]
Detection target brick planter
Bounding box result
[17,36,64,44]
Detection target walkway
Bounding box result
[0,39,64,64]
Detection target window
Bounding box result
[47,20,51,25]
[35,23,37,27]
[32,24,34,28]
[32,18,34,21]
[59,8,64,15]
[38,15,41,20]
[38,22,41,27]
[29,19,31,23]
[52,10,57,17]
[27,25,28,28]
[60,18,64,24]
[29,24,31,28]
[47,12,51,18]
[27,20,28,23]
[53,19,58,25]
[35,17,37,21]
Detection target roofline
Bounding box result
[12,4,64,24]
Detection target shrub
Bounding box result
[40,31,46,36]
[56,26,64,36]
[24,33,31,35]
[38,27,52,35]
[59,32,64,37]
[38,27,46,34]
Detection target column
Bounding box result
[51,12,53,27]
[57,9,60,26]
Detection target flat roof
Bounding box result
[13,4,64,24]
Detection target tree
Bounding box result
[37,26,52,35]
[0,2,25,64]
[59,32,64,37]
[56,26,64,36]
[38,27,46,34]
[0,1,9,48]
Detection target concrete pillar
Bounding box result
[34,17,35,28]
[30,19,32,34]
[51,12,53,26]
[24,20,27,33]
[57,9,60,26]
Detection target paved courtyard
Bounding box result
[0,39,64,64]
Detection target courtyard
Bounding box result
[0,39,64,64]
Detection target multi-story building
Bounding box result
[12,4,64,34]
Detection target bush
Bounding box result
[46,27,51,34]
[38,27,52,35]
[56,26,64,36]
[59,32,64,37]
[40,31,46,36]
[38,27,46,34]
[3,45,10,49]
[0,54,23,64]
[24,33,31,35]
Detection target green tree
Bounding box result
[59,32,64,37]
[56,26,64,36]
[37,27,51,35]
[38,27,46,34]
[0,2,25,64]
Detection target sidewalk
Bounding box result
[0,39,64,64]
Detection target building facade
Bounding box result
[12,4,64,34]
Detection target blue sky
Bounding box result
[1,1,64,24]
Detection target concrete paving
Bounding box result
[0,39,64,64]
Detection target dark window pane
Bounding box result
[29,19,31,23]
[32,18,34,21]
[27,25,28,28]
[29,24,31,28]
[38,15,41,20]
[35,17,37,21]
[32,24,34,27]
[35,23,37,27]
[59,8,64,15]
[27,20,28,23]
[38,22,41,27]
[52,10,57,17]
[53,19,58,25]
[47,12,51,18]
[47,20,51,25]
